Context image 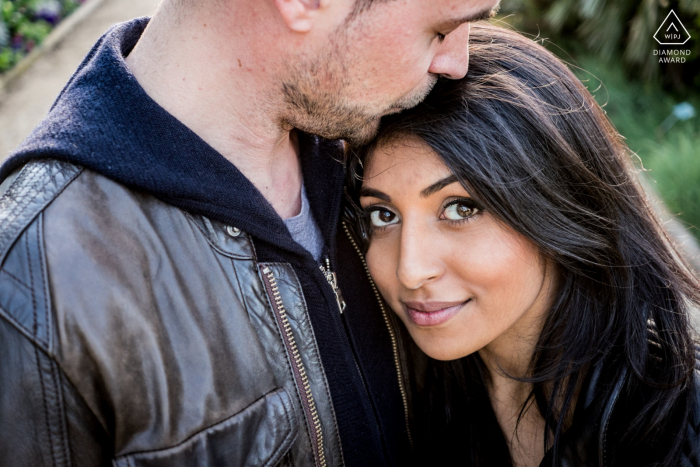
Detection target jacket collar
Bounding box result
[540,364,629,467]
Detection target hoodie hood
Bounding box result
[2,18,346,259]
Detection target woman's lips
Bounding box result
[402,300,470,327]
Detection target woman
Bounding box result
[344,23,700,467]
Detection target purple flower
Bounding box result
[34,0,63,25]
[11,35,24,51]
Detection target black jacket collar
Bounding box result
[539,364,629,467]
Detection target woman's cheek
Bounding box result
[447,218,523,290]
[366,239,395,299]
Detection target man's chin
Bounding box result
[339,118,381,147]
[388,77,438,114]
[305,117,381,147]
[381,107,404,117]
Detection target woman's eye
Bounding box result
[443,200,480,221]
[369,208,399,228]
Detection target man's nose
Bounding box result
[429,23,471,80]
[396,223,443,290]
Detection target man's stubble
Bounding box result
[280,22,437,147]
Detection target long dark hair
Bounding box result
[346,23,700,466]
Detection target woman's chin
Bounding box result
[409,331,479,361]
[420,345,474,362]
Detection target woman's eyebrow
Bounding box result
[421,175,459,198]
[359,187,391,202]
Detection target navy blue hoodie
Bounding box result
[2,18,411,466]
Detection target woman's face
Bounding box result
[360,139,556,362]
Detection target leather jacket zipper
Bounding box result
[341,221,413,447]
[260,266,328,467]
[320,257,347,314]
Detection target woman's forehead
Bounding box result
[364,138,447,179]
[362,143,454,197]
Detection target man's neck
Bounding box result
[125,2,303,219]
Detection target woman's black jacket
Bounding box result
[402,335,700,467]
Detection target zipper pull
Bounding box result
[320,258,347,314]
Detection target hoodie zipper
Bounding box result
[260,265,327,467]
[321,255,391,461]
[341,221,413,447]
[320,257,347,314]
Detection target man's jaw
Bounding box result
[388,75,439,114]
[280,74,438,146]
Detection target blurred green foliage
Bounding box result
[494,3,700,238]
[0,0,84,73]
[573,56,700,237]
[499,0,700,90]
[16,18,51,43]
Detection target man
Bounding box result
[0,0,498,465]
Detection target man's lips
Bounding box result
[402,300,470,327]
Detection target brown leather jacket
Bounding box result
[0,160,376,467]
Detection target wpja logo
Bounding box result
[653,10,692,63]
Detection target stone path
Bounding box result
[0,0,161,159]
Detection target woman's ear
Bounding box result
[274,0,328,33]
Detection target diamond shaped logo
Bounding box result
[654,10,691,45]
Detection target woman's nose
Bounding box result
[429,23,471,80]
[396,224,443,290]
